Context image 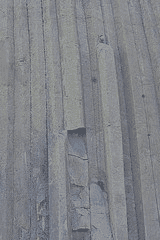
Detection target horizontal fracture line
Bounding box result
[68,153,88,160]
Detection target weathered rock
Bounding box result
[97,43,128,239]
[90,183,112,240]
[1,0,160,239]
[56,0,85,130]
[71,208,90,231]
[70,185,89,209]
[68,131,88,159]
[48,131,69,240]
[68,155,88,187]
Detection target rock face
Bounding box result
[0,0,160,239]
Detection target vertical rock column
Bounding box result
[127,0,160,238]
[56,0,84,131]
[67,129,90,240]
[111,0,160,238]
[0,0,14,239]
[75,0,98,186]
[82,0,125,239]
[27,1,48,239]
[82,0,106,179]
[13,0,30,238]
[100,0,139,238]
[48,131,69,240]
[41,0,66,239]
[97,43,128,240]
[77,1,114,238]
[55,0,86,238]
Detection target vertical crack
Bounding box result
[41,0,49,238]
[12,0,15,237]
[26,1,32,237]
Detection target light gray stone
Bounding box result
[27,0,48,238]
[75,0,99,183]
[1,0,160,239]
[71,208,90,231]
[111,0,160,238]
[56,0,85,130]
[68,155,88,187]
[97,43,128,240]
[48,131,69,240]
[90,183,112,240]
[68,133,88,159]
[42,0,64,133]
[13,0,31,237]
[70,185,89,209]
[0,1,10,239]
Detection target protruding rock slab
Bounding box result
[97,43,128,240]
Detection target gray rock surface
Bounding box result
[0,0,160,239]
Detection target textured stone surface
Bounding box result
[56,0,84,130]
[90,183,112,240]
[97,43,128,239]
[48,131,69,240]
[70,185,89,209]
[1,0,160,239]
[71,208,90,231]
[68,156,88,186]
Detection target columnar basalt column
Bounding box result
[97,42,128,240]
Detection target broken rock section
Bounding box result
[67,128,113,239]
[67,128,90,240]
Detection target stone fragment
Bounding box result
[48,131,69,240]
[68,155,88,187]
[70,185,89,209]
[68,131,87,159]
[90,183,112,240]
[71,208,90,231]
[72,230,90,240]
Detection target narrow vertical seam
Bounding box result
[26,1,32,237]
[41,0,49,237]
[12,0,16,236]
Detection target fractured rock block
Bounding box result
[70,185,89,209]
[71,208,90,231]
[90,183,112,240]
[68,129,87,159]
[68,155,88,187]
